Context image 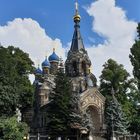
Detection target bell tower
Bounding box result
[65,1,96,92]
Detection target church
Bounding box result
[23,2,105,139]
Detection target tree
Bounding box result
[69,91,93,137]
[46,71,73,137]
[99,59,135,103]
[129,23,140,137]
[105,89,128,140]
[46,71,92,139]
[68,91,83,127]
[129,108,140,136]
[137,23,140,39]
[130,23,140,90]
[0,116,29,140]
[99,59,138,135]
[0,46,34,116]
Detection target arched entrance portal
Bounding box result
[86,105,101,134]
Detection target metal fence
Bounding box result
[27,134,140,140]
[29,134,48,140]
[28,134,77,140]
[117,135,140,140]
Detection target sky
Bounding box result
[0,0,140,82]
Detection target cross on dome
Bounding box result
[74,0,81,23]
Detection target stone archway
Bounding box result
[86,105,101,134]
[80,88,105,136]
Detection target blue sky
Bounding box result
[0,0,139,45]
[0,0,139,80]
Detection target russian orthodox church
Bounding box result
[23,2,105,138]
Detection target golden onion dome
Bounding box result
[73,14,81,22]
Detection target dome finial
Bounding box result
[74,0,81,22]
[53,47,55,52]
[36,59,40,68]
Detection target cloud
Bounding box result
[0,0,137,84]
[86,0,137,81]
[0,18,66,83]
[0,18,65,67]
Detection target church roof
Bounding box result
[70,2,85,52]
[42,58,50,68]
[70,23,85,52]
[48,48,59,62]
[35,67,42,75]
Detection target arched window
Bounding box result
[72,61,77,76]
[82,61,86,76]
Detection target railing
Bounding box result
[29,134,48,140]
[28,134,106,140]
[28,134,77,140]
[27,134,140,140]
[117,135,140,140]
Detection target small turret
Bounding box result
[35,67,42,75]
[42,56,50,75]
[48,48,59,74]
[35,67,42,76]
[34,65,43,84]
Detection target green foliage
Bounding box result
[127,104,140,135]
[129,23,140,135]
[68,91,82,126]
[129,108,140,135]
[69,91,93,132]
[130,23,140,90]
[0,116,28,140]
[137,23,140,39]
[0,46,34,116]
[99,59,136,103]
[100,59,139,135]
[46,71,73,136]
[105,93,129,138]
[46,71,92,138]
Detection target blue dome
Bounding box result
[49,51,59,62]
[35,67,42,75]
[42,58,50,68]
